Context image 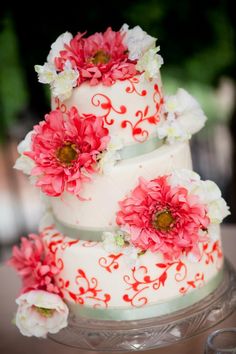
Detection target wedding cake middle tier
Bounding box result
[50,141,192,230]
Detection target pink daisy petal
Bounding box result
[7,233,61,295]
[54,28,138,86]
[25,107,109,197]
[117,175,210,260]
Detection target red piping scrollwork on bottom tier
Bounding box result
[179,273,205,295]
[122,260,187,307]
[58,269,111,308]
[98,253,123,273]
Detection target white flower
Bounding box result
[168,169,201,191]
[98,135,123,174]
[192,180,222,205]
[158,89,207,143]
[168,169,230,225]
[123,245,142,268]
[102,231,126,253]
[47,31,73,65]
[51,61,79,101]
[136,47,163,79]
[102,230,142,268]
[207,198,230,224]
[173,89,207,135]
[121,24,156,60]
[157,116,190,144]
[187,179,230,223]
[14,131,35,175]
[15,290,69,338]
[34,63,57,84]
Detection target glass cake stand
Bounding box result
[48,260,236,352]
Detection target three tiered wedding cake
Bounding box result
[9,24,230,338]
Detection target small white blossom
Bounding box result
[168,169,201,191]
[98,135,123,174]
[34,63,57,84]
[168,169,230,225]
[207,198,230,224]
[157,89,207,143]
[51,61,79,101]
[47,31,73,65]
[121,24,156,60]
[15,290,69,338]
[14,131,35,175]
[123,245,142,268]
[136,47,163,79]
[191,180,222,205]
[157,116,190,144]
[102,230,142,268]
[102,230,127,253]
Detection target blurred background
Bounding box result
[0,1,235,261]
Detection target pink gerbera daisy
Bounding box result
[55,27,137,86]
[7,233,60,295]
[116,176,210,260]
[25,107,110,197]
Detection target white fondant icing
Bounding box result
[50,142,192,229]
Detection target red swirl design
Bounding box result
[81,240,99,247]
[91,93,126,125]
[201,240,223,265]
[121,83,164,142]
[98,253,123,273]
[125,77,147,96]
[54,97,67,113]
[179,273,205,295]
[123,260,187,307]
[58,269,111,308]
[60,239,80,250]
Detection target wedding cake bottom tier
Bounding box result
[42,224,224,320]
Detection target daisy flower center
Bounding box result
[57,143,78,165]
[34,306,55,318]
[153,210,174,231]
[91,50,110,65]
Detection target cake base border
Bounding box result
[48,259,236,352]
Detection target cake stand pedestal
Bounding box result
[48,260,236,352]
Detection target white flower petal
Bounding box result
[121,24,156,60]
[160,89,207,143]
[123,246,142,268]
[15,290,69,338]
[35,63,57,84]
[17,131,33,154]
[52,63,79,101]
[101,232,122,253]
[47,32,73,65]
[14,131,35,175]
[98,135,123,174]
[208,198,230,224]
[14,155,35,175]
[136,47,163,79]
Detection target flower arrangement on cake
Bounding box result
[35,24,163,100]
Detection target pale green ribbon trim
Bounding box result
[119,136,163,160]
[67,269,223,321]
[54,216,115,241]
